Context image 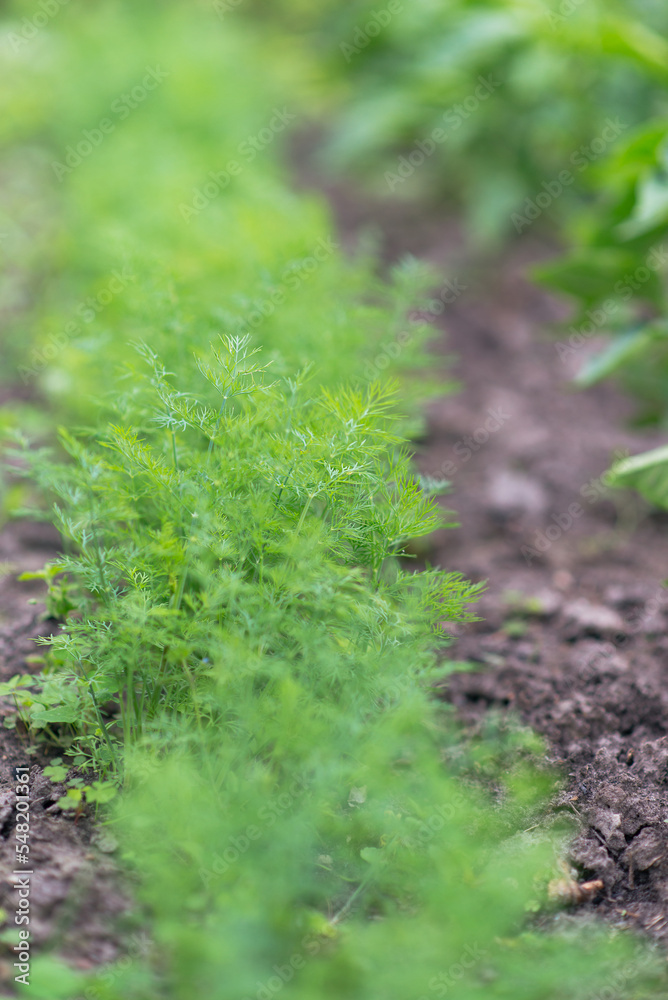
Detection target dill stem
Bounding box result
[296,492,315,533]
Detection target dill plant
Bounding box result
[1,0,442,422]
[12,334,477,766]
[19,338,664,1000]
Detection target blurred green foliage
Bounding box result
[535,115,668,510]
[241,0,668,241]
[537,121,668,421]
[1,0,442,414]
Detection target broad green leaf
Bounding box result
[574,326,663,387]
[31,706,79,725]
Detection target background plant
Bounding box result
[240,0,668,241]
[537,118,668,423]
[0,0,440,420]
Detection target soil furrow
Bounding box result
[315,172,668,940]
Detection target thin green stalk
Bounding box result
[295,492,315,534]
[77,660,120,776]
[181,658,220,797]
[171,429,179,471]
[329,874,373,927]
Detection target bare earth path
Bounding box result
[324,181,668,942]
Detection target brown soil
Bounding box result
[321,181,668,943]
[427,252,668,942]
